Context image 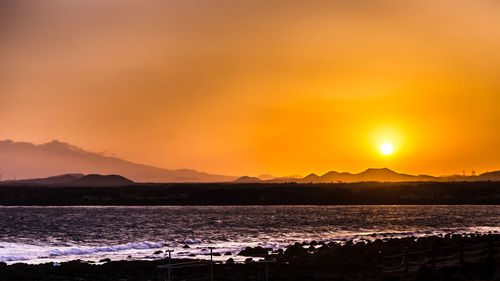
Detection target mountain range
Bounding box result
[235,168,500,183]
[0,174,134,186]
[1,139,499,184]
[0,140,236,183]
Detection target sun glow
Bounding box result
[380,142,394,155]
[368,124,405,159]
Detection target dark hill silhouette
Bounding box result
[247,168,499,183]
[0,173,134,186]
[228,168,500,184]
[271,168,438,183]
[234,176,263,183]
[353,168,436,182]
[298,168,500,183]
[476,171,500,181]
[302,173,321,182]
[69,174,134,186]
[0,140,236,183]
[0,174,84,185]
[307,168,437,183]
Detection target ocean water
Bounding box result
[0,205,498,264]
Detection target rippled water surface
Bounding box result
[0,205,498,263]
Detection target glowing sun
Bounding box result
[380,142,394,155]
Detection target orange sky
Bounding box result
[1,0,500,177]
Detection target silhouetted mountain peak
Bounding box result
[40,140,86,153]
[322,171,340,177]
[476,171,500,181]
[0,139,236,182]
[234,176,262,183]
[479,171,500,177]
[70,174,134,186]
[361,168,396,174]
[303,173,320,180]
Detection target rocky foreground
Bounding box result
[1,233,499,281]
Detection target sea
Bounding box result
[0,205,499,264]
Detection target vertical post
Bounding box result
[489,234,493,263]
[459,238,464,268]
[377,250,382,274]
[431,245,436,269]
[210,247,214,281]
[265,261,269,281]
[168,250,172,281]
[403,248,408,275]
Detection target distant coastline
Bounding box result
[1,181,499,205]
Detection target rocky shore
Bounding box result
[1,233,499,281]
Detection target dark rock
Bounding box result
[224,251,232,255]
[183,245,190,249]
[99,258,111,263]
[284,244,308,257]
[154,250,163,255]
[1,234,497,281]
[238,246,271,257]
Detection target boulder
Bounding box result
[238,246,271,257]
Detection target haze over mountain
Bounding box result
[0,140,236,183]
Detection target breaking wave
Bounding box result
[0,241,164,263]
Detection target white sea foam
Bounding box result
[184,239,202,244]
[0,241,165,264]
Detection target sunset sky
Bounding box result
[1,0,500,177]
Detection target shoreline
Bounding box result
[1,182,500,205]
[2,233,499,280]
[2,227,499,266]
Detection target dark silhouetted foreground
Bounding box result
[1,233,499,281]
[0,181,500,205]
